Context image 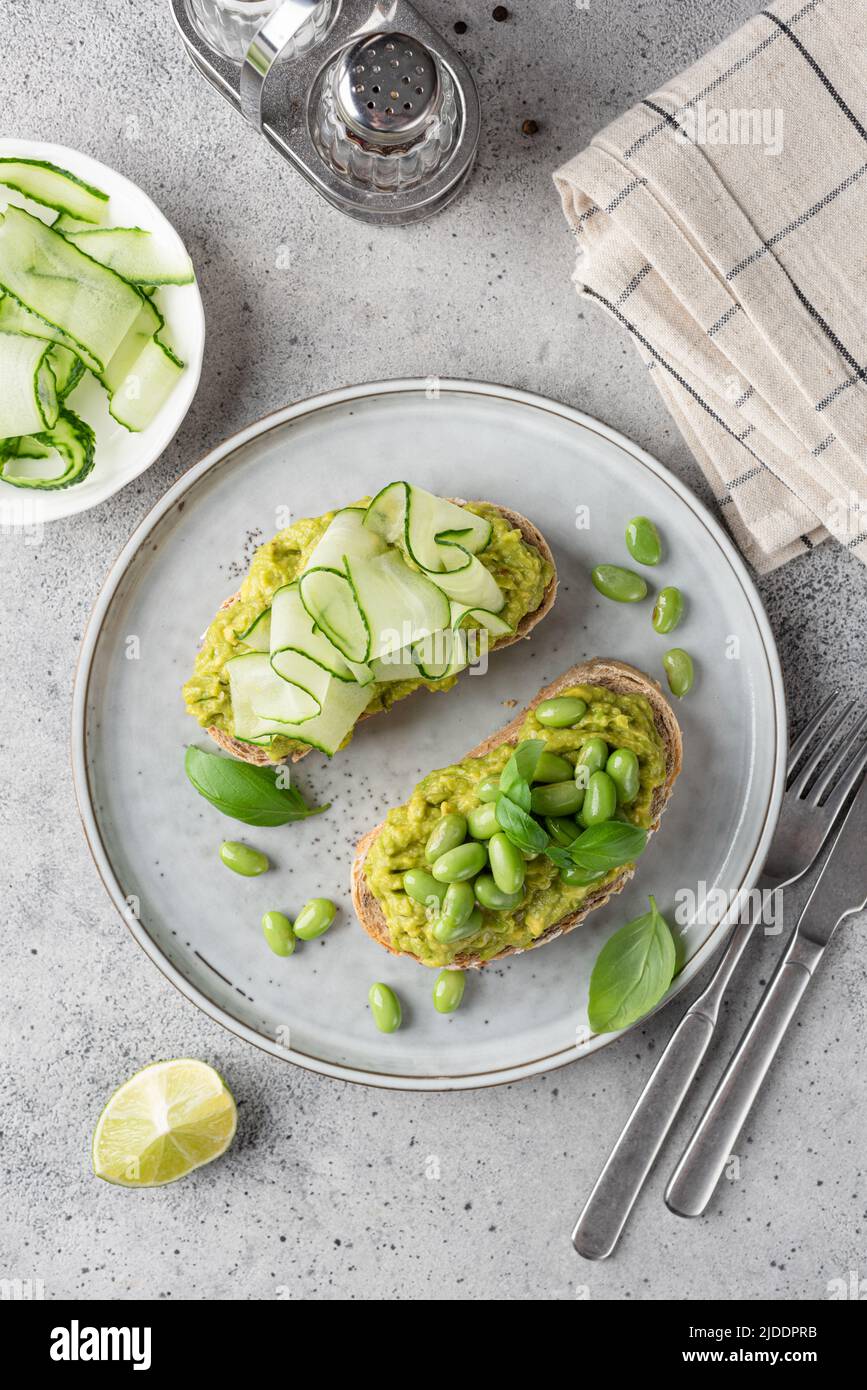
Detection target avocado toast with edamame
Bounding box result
[351,659,682,970]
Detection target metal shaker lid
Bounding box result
[333,31,440,147]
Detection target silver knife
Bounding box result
[665,774,867,1218]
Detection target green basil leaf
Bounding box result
[544,844,574,872]
[495,793,549,855]
[184,746,329,826]
[569,822,647,875]
[499,738,544,811]
[587,896,676,1033]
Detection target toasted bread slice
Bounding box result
[351,658,682,969]
[206,502,557,765]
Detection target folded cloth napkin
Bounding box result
[555,0,867,572]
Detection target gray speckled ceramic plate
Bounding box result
[71,380,786,1090]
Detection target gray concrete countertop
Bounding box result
[3,0,866,1302]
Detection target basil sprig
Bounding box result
[185,746,329,826]
[494,739,548,852]
[565,822,647,875]
[544,844,574,872]
[498,738,544,812]
[587,896,676,1033]
[495,793,549,855]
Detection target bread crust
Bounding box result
[351,659,683,969]
[204,502,558,765]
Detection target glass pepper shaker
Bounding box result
[312,31,459,191]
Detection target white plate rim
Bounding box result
[0,138,205,522]
[70,378,788,1091]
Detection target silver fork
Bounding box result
[572,693,867,1260]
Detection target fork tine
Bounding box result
[809,708,867,805]
[786,691,842,779]
[789,699,853,796]
[815,735,867,820]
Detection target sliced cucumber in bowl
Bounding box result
[0,153,197,494]
[48,343,85,400]
[0,330,59,436]
[0,206,142,372]
[0,293,93,366]
[0,407,95,490]
[107,336,185,432]
[0,157,109,223]
[98,296,165,391]
[63,227,194,286]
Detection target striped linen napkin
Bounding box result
[554,0,867,572]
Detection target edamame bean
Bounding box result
[535,696,588,728]
[293,897,336,940]
[369,982,401,1033]
[575,737,608,787]
[438,881,475,931]
[663,647,694,698]
[533,751,574,783]
[261,910,295,957]
[580,770,618,826]
[560,864,609,887]
[433,906,482,944]
[433,969,466,1013]
[606,747,640,804]
[403,869,448,909]
[488,832,525,896]
[625,515,662,566]
[544,816,580,849]
[652,585,684,634]
[530,780,584,817]
[474,874,524,911]
[467,801,500,840]
[432,841,488,883]
[425,812,468,863]
[219,841,269,877]
[477,775,501,803]
[591,564,648,603]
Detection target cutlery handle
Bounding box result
[572,1009,715,1259]
[572,912,760,1260]
[665,931,821,1218]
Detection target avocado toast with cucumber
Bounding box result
[352,660,682,970]
[184,483,557,764]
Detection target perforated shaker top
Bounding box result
[333,31,440,147]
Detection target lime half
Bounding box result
[92,1059,237,1187]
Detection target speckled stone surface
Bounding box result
[3,0,866,1301]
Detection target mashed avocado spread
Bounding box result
[183,501,553,759]
[365,685,666,967]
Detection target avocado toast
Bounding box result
[184,486,557,765]
[352,659,682,969]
